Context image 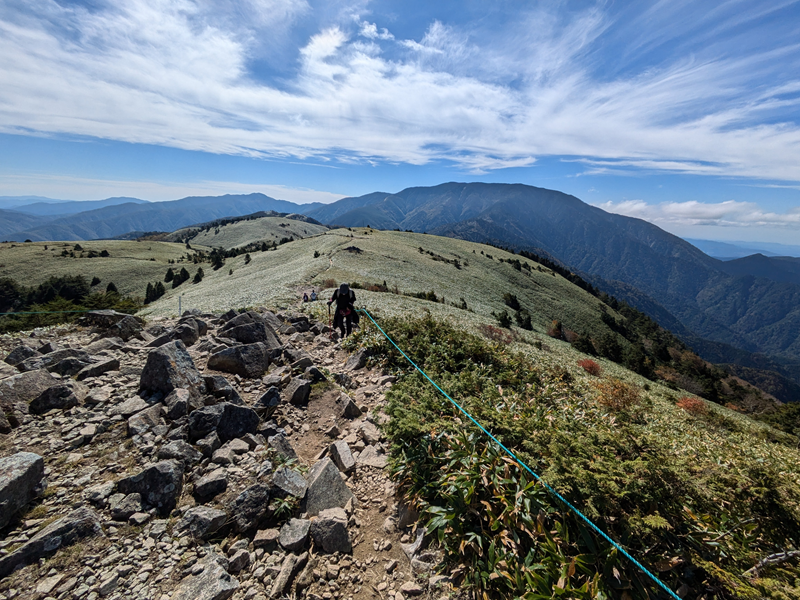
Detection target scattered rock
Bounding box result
[158,440,202,465]
[228,483,270,532]
[271,467,308,499]
[309,507,351,554]
[189,402,259,443]
[171,554,239,600]
[207,343,273,378]
[0,452,45,529]
[75,358,120,381]
[204,375,244,405]
[305,457,355,516]
[127,403,165,437]
[139,340,206,398]
[254,387,281,418]
[267,433,297,461]
[177,506,228,539]
[356,445,388,468]
[29,383,84,414]
[194,467,229,498]
[0,507,103,579]
[279,518,310,552]
[329,441,356,474]
[253,528,280,551]
[3,345,41,367]
[116,460,184,515]
[110,492,143,521]
[284,378,311,406]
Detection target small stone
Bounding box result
[400,581,424,596]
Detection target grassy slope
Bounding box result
[0,240,206,298]
[169,216,328,249]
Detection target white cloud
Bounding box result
[1,1,800,181]
[596,199,800,228]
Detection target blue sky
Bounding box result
[1,0,800,243]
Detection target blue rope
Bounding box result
[357,307,681,600]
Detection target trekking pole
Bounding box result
[327,303,334,340]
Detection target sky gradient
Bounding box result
[2,0,800,243]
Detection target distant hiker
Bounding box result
[328,283,357,337]
[302,292,309,303]
[310,290,317,301]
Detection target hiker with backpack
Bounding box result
[328,283,358,337]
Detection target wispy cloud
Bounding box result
[596,199,800,228]
[2,0,800,180]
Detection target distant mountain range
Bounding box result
[1,184,798,397]
[685,238,800,259]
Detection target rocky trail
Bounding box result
[0,308,449,600]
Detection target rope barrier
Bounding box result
[0,309,97,316]
[357,307,681,600]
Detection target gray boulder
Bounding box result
[158,440,202,465]
[227,484,269,532]
[285,378,311,406]
[196,431,222,457]
[203,376,243,405]
[116,460,184,515]
[329,441,356,474]
[0,452,45,529]
[108,396,149,418]
[110,493,143,521]
[207,343,273,378]
[279,518,310,552]
[139,340,205,398]
[171,554,239,600]
[0,507,103,579]
[127,403,165,437]
[271,467,308,499]
[188,402,259,443]
[304,457,354,516]
[194,468,228,498]
[267,433,297,461]
[3,345,40,367]
[254,387,281,418]
[108,315,143,342]
[356,445,389,468]
[17,348,93,374]
[29,383,86,414]
[177,506,227,539]
[76,358,120,381]
[345,349,368,371]
[164,388,191,420]
[0,369,57,410]
[309,507,351,554]
[173,321,200,347]
[222,321,279,346]
[338,394,361,419]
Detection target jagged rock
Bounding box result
[127,403,165,437]
[356,445,388,468]
[329,441,356,474]
[171,554,239,600]
[81,309,135,328]
[212,447,235,465]
[86,337,123,354]
[83,481,115,506]
[279,518,310,552]
[177,506,227,539]
[309,507,351,554]
[267,433,297,461]
[228,549,250,574]
[223,321,279,346]
[338,394,361,418]
[0,452,45,529]
[194,468,228,498]
[173,322,200,347]
[207,343,273,378]
[269,552,307,599]
[285,378,311,406]
[108,396,149,417]
[228,484,269,532]
[204,375,244,405]
[164,388,192,419]
[304,457,354,516]
[197,431,222,457]
[0,507,103,579]
[158,440,202,465]
[0,413,11,434]
[226,438,250,454]
[76,358,120,381]
[360,421,382,444]
[295,555,318,591]
[400,581,425,596]
[0,369,57,422]
[139,340,206,398]
[188,402,259,443]
[253,529,280,550]
[108,315,143,342]
[3,345,40,367]
[29,382,87,414]
[110,492,143,521]
[271,467,308,499]
[117,460,184,515]
[345,349,368,371]
[254,387,281,418]
[146,333,173,348]
[304,366,326,383]
[17,348,93,374]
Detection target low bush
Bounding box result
[322,278,337,289]
[578,358,602,376]
[595,378,641,411]
[676,396,707,415]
